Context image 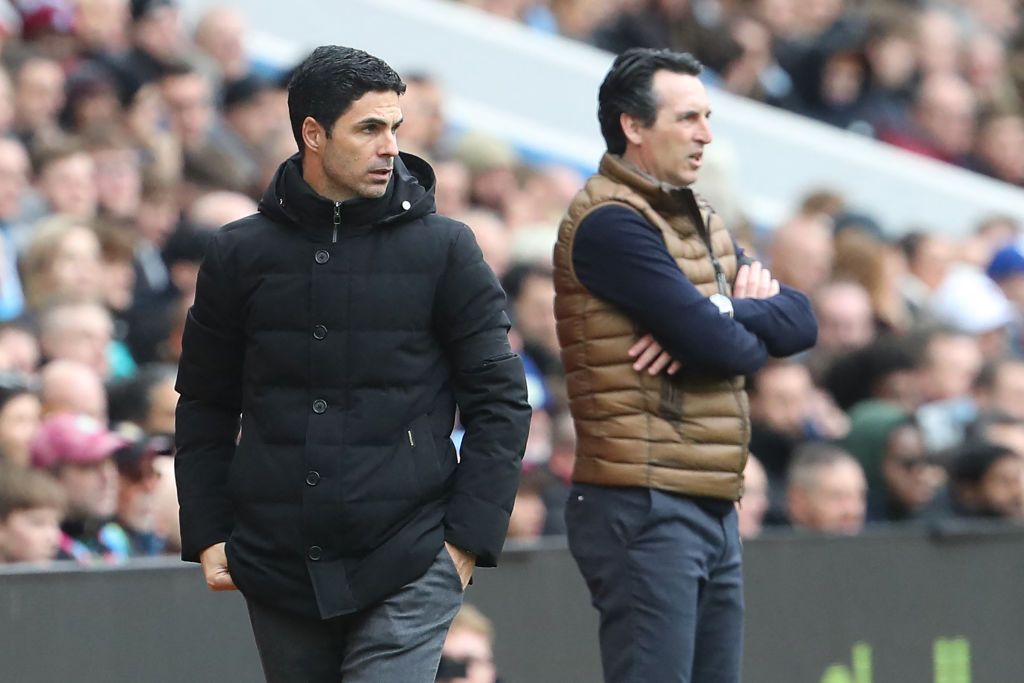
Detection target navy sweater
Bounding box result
[573,205,817,376]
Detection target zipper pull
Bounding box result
[713,260,729,296]
[332,202,340,244]
[407,430,415,447]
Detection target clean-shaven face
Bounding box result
[631,70,713,187]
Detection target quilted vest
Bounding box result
[553,154,749,500]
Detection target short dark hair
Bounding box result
[108,363,177,429]
[287,45,406,154]
[597,48,703,154]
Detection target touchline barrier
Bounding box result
[2,523,1022,683]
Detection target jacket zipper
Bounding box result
[684,193,729,296]
[332,202,340,244]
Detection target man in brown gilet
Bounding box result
[554,49,818,682]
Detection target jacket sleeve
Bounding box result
[732,285,819,358]
[434,225,531,567]
[573,205,769,377]
[174,233,245,563]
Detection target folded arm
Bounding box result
[572,204,769,377]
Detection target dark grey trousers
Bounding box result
[566,483,744,683]
[245,546,464,683]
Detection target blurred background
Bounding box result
[1,0,1024,681]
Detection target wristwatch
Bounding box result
[709,293,734,318]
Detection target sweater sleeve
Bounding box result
[572,204,769,377]
[732,285,819,357]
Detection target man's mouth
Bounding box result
[688,151,703,165]
[369,168,393,179]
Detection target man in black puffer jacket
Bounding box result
[174,45,531,683]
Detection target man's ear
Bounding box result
[301,116,325,154]
[621,112,644,146]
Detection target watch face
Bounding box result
[710,293,734,317]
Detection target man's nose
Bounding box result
[382,130,399,157]
[697,117,713,144]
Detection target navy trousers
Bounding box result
[566,483,744,683]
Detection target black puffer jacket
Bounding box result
[175,152,530,618]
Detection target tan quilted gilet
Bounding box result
[553,154,749,500]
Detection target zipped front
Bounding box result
[678,187,749,479]
[332,202,340,244]
[681,192,730,296]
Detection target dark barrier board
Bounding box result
[2,525,1022,682]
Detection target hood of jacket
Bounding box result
[258,151,437,239]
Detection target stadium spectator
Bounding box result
[786,443,867,535]
[973,358,1024,422]
[37,300,118,378]
[0,373,41,467]
[805,279,876,381]
[839,401,942,522]
[60,63,123,136]
[39,359,107,421]
[434,159,472,217]
[398,73,447,159]
[113,433,169,555]
[74,0,131,59]
[193,5,250,81]
[0,462,65,564]
[116,0,188,86]
[95,219,137,317]
[456,209,511,279]
[946,441,1024,520]
[10,52,65,148]
[20,216,104,311]
[219,74,279,194]
[969,412,1024,459]
[149,444,179,552]
[748,361,817,484]
[536,410,574,536]
[438,603,498,683]
[812,279,876,355]
[85,128,143,222]
[822,334,921,412]
[0,321,40,377]
[898,231,954,319]
[767,211,835,297]
[30,413,130,563]
[986,240,1024,317]
[503,263,560,381]
[973,110,1024,186]
[878,73,977,166]
[506,469,546,543]
[108,362,177,436]
[187,189,257,231]
[32,140,99,221]
[833,228,910,333]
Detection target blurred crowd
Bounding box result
[0,0,291,566]
[0,0,1022,596]
[462,0,1024,187]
